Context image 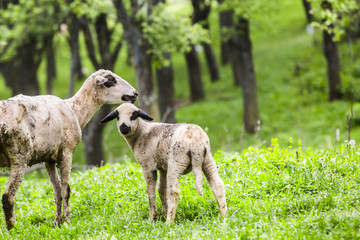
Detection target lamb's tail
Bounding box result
[188,149,205,196]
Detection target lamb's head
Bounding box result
[90,69,138,104]
[100,103,153,136]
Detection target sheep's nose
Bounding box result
[120,123,131,135]
[134,91,138,97]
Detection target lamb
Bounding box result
[0,69,138,230]
[100,103,227,224]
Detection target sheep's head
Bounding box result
[91,69,138,104]
[100,103,153,136]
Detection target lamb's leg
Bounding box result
[59,152,72,222]
[143,169,158,221]
[166,161,189,224]
[2,163,26,230]
[202,155,227,218]
[45,162,62,225]
[158,169,168,216]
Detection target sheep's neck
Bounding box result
[65,85,102,128]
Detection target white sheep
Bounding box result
[100,103,227,224]
[0,69,138,230]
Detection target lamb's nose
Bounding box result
[120,123,131,135]
[134,91,138,97]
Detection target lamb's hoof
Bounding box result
[148,216,157,222]
[54,216,62,226]
[165,220,174,225]
[63,216,71,223]
[6,221,15,231]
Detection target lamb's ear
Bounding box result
[130,110,153,121]
[138,109,153,121]
[99,110,119,124]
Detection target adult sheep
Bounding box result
[100,103,227,224]
[0,69,138,230]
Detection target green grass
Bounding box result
[1,0,360,237]
[1,140,359,239]
[1,0,359,164]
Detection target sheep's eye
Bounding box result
[104,75,117,88]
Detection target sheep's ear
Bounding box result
[99,110,119,124]
[130,110,153,121]
[95,75,117,88]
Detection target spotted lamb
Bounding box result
[100,103,227,224]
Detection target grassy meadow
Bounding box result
[1,0,360,238]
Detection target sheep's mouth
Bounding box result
[122,94,138,104]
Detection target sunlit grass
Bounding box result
[1,140,360,239]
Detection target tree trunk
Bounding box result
[82,104,111,166]
[185,45,205,102]
[136,41,156,115]
[191,0,219,82]
[202,42,220,82]
[232,17,260,134]
[1,39,41,96]
[302,0,314,24]
[230,48,242,86]
[46,35,56,94]
[67,15,82,97]
[156,52,176,123]
[114,0,157,116]
[218,0,234,65]
[81,13,124,166]
[322,0,342,101]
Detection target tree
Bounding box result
[232,16,259,133]
[191,0,220,82]
[69,0,124,166]
[321,0,342,101]
[0,0,62,96]
[113,0,157,116]
[302,0,314,23]
[142,1,209,105]
[217,0,234,65]
[308,0,359,101]
[155,52,177,123]
[221,0,268,133]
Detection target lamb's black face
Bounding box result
[120,123,131,135]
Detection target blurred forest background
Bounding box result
[0,0,359,166]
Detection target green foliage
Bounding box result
[1,141,360,238]
[308,0,360,41]
[142,3,209,68]
[0,0,64,61]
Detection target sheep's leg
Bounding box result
[45,162,62,225]
[143,169,158,221]
[2,163,26,230]
[166,161,188,224]
[158,169,168,216]
[59,153,72,222]
[202,155,227,218]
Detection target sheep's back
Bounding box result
[0,95,81,165]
